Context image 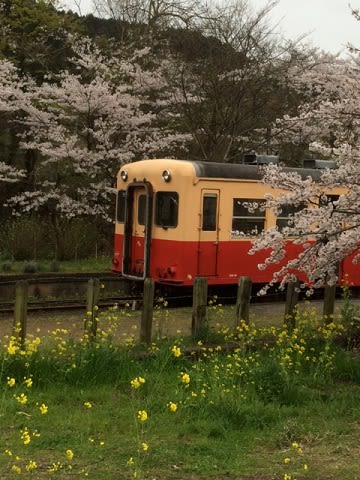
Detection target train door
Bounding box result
[122,182,153,280]
[197,189,219,276]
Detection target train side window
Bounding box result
[232,198,266,236]
[276,203,306,230]
[116,190,126,223]
[138,194,146,225]
[202,194,217,231]
[155,192,178,228]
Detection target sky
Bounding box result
[60,0,360,55]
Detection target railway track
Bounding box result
[0,271,334,315]
[0,289,286,315]
[0,297,142,314]
[0,272,141,314]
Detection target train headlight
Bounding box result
[162,169,171,182]
[120,170,128,181]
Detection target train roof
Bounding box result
[184,160,324,181]
[174,160,321,184]
[124,159,334,182]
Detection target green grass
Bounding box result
[1,309,360,480]
[0,256,112,275]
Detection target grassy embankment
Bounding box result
[1,296,360,480]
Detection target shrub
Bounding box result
[1,260,13,272]
[23,261,38,274]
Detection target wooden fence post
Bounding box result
[323,283,336,324]
[192,277,208,339]
[84,278,100,341]
[13,280,28,348]
[284,278,299,330]
[235,276,252,327]
[140,278,155,344]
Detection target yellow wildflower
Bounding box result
[141,442,149,452]
[168,401,178,413]
[25,460,37,472]
[181,372,190,385]
[21,427,31,446]
[24,377,33,388]
[171,345,181,357]
[66,449,74,461]
[11,465,21,474]
[130,377,145,389]
[137,410,148,422]
[15,393,28,405]
[83,401,93,409]
[7,377,16,387]
[39,403,48,415]
[7,341,18,355]
[49,462,61,472]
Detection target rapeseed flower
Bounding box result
[130,377,145,389]
[25,337,41,354]
[24,377,33,388]
[141,442,149,451]
[83,401,93,409]
[7,377,16,387]
[66,449,74,461]
[25,460,37,472]
[21,427,31,445]
[180,372,190,385]
[137,410,148,422]
[15,393,28,405]
[49,462,62,472]
[7,340,19,355]
[39,403,48,415]
[171,345,181,357]
[11,465,21,474]
[168,402,178,413]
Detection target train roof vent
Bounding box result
[243,154,279,165]
[303,159,337,169]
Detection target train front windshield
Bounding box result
[155,192,179,228]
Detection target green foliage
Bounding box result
[23,260,38,273]
[340,285,360,348]
[1,260,13,272]
[0,217,112,261]
[0,0,82,79]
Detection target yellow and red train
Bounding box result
[112,158,358,288]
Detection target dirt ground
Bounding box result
[0,297,357,344]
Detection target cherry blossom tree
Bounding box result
[0,59,27,183]
[250,51,360,291]
[0,36,189,222]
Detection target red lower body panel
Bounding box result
[113,234,353,287]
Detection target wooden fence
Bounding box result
[10,276,338,346]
